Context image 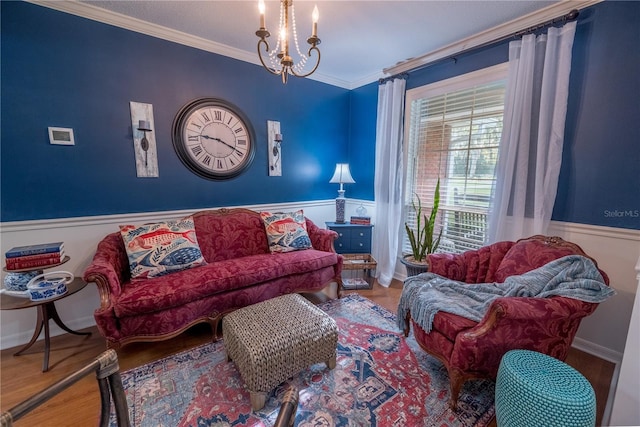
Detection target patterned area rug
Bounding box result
[114,294,495,426]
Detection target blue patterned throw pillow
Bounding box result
[119,216,206,279]
[260,210,312,253]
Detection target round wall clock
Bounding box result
[172,98,256,180]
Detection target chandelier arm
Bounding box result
[257,39,282,76]
[289,46,320,78]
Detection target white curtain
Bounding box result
[488,21,577,243]
[372,78,406,287]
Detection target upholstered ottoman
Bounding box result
[495,349,596,427]
[222,293,338,411]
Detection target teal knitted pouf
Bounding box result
[495,349,596,427]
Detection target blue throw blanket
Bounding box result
[397,255,615,333]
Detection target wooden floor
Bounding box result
[0,280,615,426]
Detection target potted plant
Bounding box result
[401,178,442,276]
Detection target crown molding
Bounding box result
[27,1,258,64]
[348,70,387,90]
[26,0,352,89]
[383,0,604,76]
[309,73,352,90]
[25,0,605,89]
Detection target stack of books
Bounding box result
[350,216,371,225]
[5,242,65,271]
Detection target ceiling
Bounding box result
[58,1,567,88]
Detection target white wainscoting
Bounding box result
[0,200,376,350]
[1,203,635,363]
[546,221,640,362]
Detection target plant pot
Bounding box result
[400,254,429,277]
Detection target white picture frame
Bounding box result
[48,127,75,146]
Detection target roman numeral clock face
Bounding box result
[172,98,256,180]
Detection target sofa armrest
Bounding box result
[306,219,338,252]
[464,296,597,340]
[83,232,129,308]
[452,296,597,375]
[84,260,121,309]
[427,240,514,283]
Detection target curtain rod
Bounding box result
[379,73,408,85]
[381,9,579,84]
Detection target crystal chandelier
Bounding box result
[256,0,321,84]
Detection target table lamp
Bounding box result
[329,163,355,223]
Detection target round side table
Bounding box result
[495,349,596,427]
[0,278,91,372]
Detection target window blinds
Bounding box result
[403,68,507,254]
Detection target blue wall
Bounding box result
[347,81,378,201]
[554,2,639,230]
[1,2,350,221]
[2,1,638,230]
[348,1,639,230]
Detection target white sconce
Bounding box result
[268,120,282,176]
[129,101,158,178]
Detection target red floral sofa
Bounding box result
[401,235,610,409]
[84,208,342,348]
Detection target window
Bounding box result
[403,64,508,254]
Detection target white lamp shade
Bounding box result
[329,163,355,184]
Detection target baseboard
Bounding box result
[2,315,97,351]
[571,336,623,364]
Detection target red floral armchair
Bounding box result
[401,235,610,409]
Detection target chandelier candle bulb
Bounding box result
[312,5,318,37]
[258,0,265,28]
